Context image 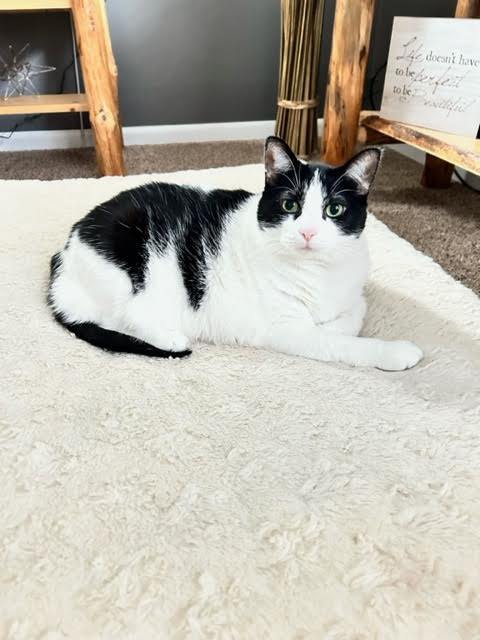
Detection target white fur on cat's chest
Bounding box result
[273,247,369,326]
[192,243,369,349]
[306,267,368,324]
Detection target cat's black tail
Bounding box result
[52,313,191,359]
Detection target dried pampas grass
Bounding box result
[275,0,325,158]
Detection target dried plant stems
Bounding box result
[275,0,325,158]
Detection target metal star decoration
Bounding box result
[0,43,56,100]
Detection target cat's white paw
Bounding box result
[376,340,423,371]
[171,331,190,351]
[162,331,190,352]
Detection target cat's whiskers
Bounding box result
[331,188,356,198]
[285,153,301,191]
[327,172,348,197]
[274,170,300,195]
[270,185,299,199]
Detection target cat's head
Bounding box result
[258,136,382,256]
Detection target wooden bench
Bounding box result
[321,0,480,187]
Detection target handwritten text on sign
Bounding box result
[381,17,480,137]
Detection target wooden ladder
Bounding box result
[0,0,125,176]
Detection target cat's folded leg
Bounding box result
[266,320,422,370]
[123,297,191,354]
[321,296,367,337]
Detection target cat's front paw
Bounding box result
[376,340,423,371]
[169,331,190,352]
[158,330,190,353]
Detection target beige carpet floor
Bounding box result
[2,163,480,639]
[0,142,478,296]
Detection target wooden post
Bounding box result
[421,154,457,188]
[97,0,124,146]
[454,0,480,17]
[321,0,376,166]
[71,0,124,176]
[421,0,479,187]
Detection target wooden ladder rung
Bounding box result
[0,93,89,115]
[0,1,71,10]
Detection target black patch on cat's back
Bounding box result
[74,186,151,292]
[170,187,252,309]
[74,182,252,307]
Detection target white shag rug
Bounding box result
[1,165,480,640]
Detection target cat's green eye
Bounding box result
[281,199,299,214]
[325,202,346,218]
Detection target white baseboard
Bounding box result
[0,119,330,152]
[0,128,93,152]
[389,143,425,164]
[2,120,476,188]
[123,120,278,146]
[0,118,425,158]
[0,120,279,152]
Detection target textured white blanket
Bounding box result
[1,165,480,640]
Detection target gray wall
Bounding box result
[0,0,457,133]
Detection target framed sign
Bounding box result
[381,17,480,138]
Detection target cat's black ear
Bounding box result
[264,136,298,182]
[343,147,383,194]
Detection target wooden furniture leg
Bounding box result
[71,0,124,175]
[454,0,480,18]
[97,0,124,146]
[421,0,479,187]
[421,154,456,188]
[321,0,376,165]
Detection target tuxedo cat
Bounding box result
[48,136,422,370]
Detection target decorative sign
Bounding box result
[381,17,480,137]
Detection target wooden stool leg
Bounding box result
[421,154,454,188]
[455,0,480,18]
[71,0,124,176]
[322,0,376,166]
[421,0,479,187]
[97,0,124,147]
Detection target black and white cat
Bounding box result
[48,136,422,370]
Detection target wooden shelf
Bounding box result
[0,0,124,176]
[360,110,480,176]
[0,93,89,115]
[0,0,71,10]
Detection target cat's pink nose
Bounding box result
[300,229,317,242]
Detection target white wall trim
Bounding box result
[0,120,281,152]
[0,128,93,152]
[389,143,424,164]
[3,120,475,187]
[0,119,328,152]
[123,120,278,146]
[0,118,424,162]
